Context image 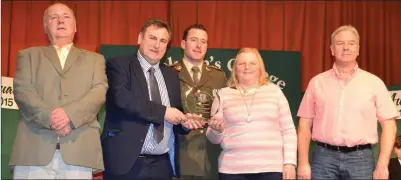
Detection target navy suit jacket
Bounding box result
[101,54,188,177]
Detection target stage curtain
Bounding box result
[2,1,401,90]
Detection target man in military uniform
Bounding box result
[170,24,227,179]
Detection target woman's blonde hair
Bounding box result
[227,47,269,87]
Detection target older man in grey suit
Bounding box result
[9,2,108,179]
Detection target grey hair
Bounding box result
[331,25,360,45]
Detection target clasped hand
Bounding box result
[49,108,71,136]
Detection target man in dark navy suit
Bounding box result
[101,19,204,180]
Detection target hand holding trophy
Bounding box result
[208,116,224,133]
[183,87,219,129]
[183,113,206,130]
[207,90,224,133]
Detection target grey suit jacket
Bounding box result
[9,45,108,171]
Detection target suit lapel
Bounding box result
[43,45,63,75]
[178,61,195,87]
[131,55,149,98]
[197,62,211,87]
[62,46,81,74]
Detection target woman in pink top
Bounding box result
[206,48,297,180]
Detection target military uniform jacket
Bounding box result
[170,60,226,178]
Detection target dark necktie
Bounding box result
[148,67,163,143]
[191,66,200,85]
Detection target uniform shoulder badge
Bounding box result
[169,63,182,72]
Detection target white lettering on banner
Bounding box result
[204,56,222,69]
[268,74,286,89]
[166,57,177,66]
[1,76,18,109]
[167,56,289,89]
[390,90,401,119]
[227,58,235,71]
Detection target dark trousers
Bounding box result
[104,154,173,180]
[219,172,282,180]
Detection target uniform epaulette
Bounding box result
[206,65,223,72]
[169,63,182,72]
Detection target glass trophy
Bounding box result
[184,87,220,127]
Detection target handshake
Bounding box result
[164,107,224,132]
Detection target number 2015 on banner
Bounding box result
[1,97,14,107]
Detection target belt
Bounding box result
[317,142,371,153]
[138,153,168,158]
[56,143,60,150]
